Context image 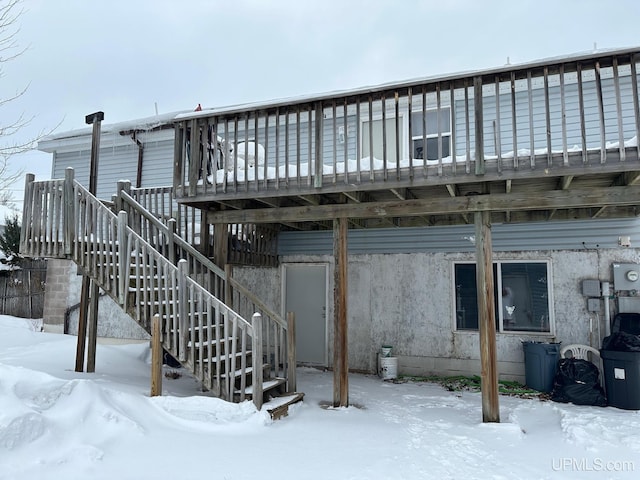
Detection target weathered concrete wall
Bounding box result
[45,261,149,340]
[43,246,640,378]
[42,259,75,327]
[264,247,640,382]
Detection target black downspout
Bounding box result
[133,131,144,188]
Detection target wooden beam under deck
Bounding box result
[206,185,640,225]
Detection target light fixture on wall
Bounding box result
[619,236,632,247]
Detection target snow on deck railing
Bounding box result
[173,50,640,197]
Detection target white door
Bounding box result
[283,264,327,365]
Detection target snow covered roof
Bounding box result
[40,46,640,148]
[39,110,191,144]
[176,46,640,121]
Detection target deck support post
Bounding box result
[199,209,210,257]
[475,210,500,423]
[213,223,228,268]
[75,276,90,372]
[86,279,99,373]
[75,112,104,373]
[252,313,264,410]
[333,217,348,407]
[151,314,162,396]
[287,311,297,393]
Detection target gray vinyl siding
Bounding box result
[52,138,174,200]
[139,139,175,188]
[52,145,137,200]
[278,218,640,255]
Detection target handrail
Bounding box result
[20,168,267,408]
[118,185,287,330]
[119,189,225,278]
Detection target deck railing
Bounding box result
[20,168,296,408]
[173,49,640,199]
[125,184,278,266]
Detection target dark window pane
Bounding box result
[501,263,550,333]
[455,262,549,333]
[413,136,451,160]
[455,264,478,330]
[426,136,451,160]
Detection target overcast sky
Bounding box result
[3,0,640,208]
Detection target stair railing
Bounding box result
[20,168,265,408]
[114,183,294,391]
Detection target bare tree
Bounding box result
[0,0,53,207]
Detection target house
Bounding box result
[27,47,640,415]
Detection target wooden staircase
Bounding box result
[20,168,302,414]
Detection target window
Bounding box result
[454,261,552,334]
[411,108,451,160]
[362,116,403,163]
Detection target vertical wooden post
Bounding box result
[224,264,232,308]
[213,223,228,268]
[333,217,349,407]
[115,180,131,215]
[314,102,324,188]
[75,112,104,373]
[252,313,264,410]
[19,173,35,254]
[63,168,75,256]
[474,76,485,176]
[151,314,163,396]
[475,210,500,423]
[86,111,104,195]
[199,209,210,256]
[86,279,99,373]
[75,276,90,372]
[167,218,177,265]
[117,211,129,307]
[287,311,297,393]
[177,259,188,362]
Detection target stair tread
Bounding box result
[187,337,237,348]
[220,363,270,379]
[237,377,285,395]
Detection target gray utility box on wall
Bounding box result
[612,263,640,291]
[582,279,601,297]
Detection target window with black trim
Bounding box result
[411,108,451,160]
[454,261,552,333]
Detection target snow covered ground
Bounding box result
[1,314,639,480]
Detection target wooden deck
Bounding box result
[172,48,640,229]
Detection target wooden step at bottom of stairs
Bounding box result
[264,392,305,420]
[236,377,286,398]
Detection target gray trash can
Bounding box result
[522,341,561,393]
[600,349,640,409]
[600,313,640,409]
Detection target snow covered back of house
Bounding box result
[1,314,639,480]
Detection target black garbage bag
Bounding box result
[601,332,640,352]
[163,350,182,368]
[551,358,607,407]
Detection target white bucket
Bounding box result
[379,356,398,380]
[381,346,393,357]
